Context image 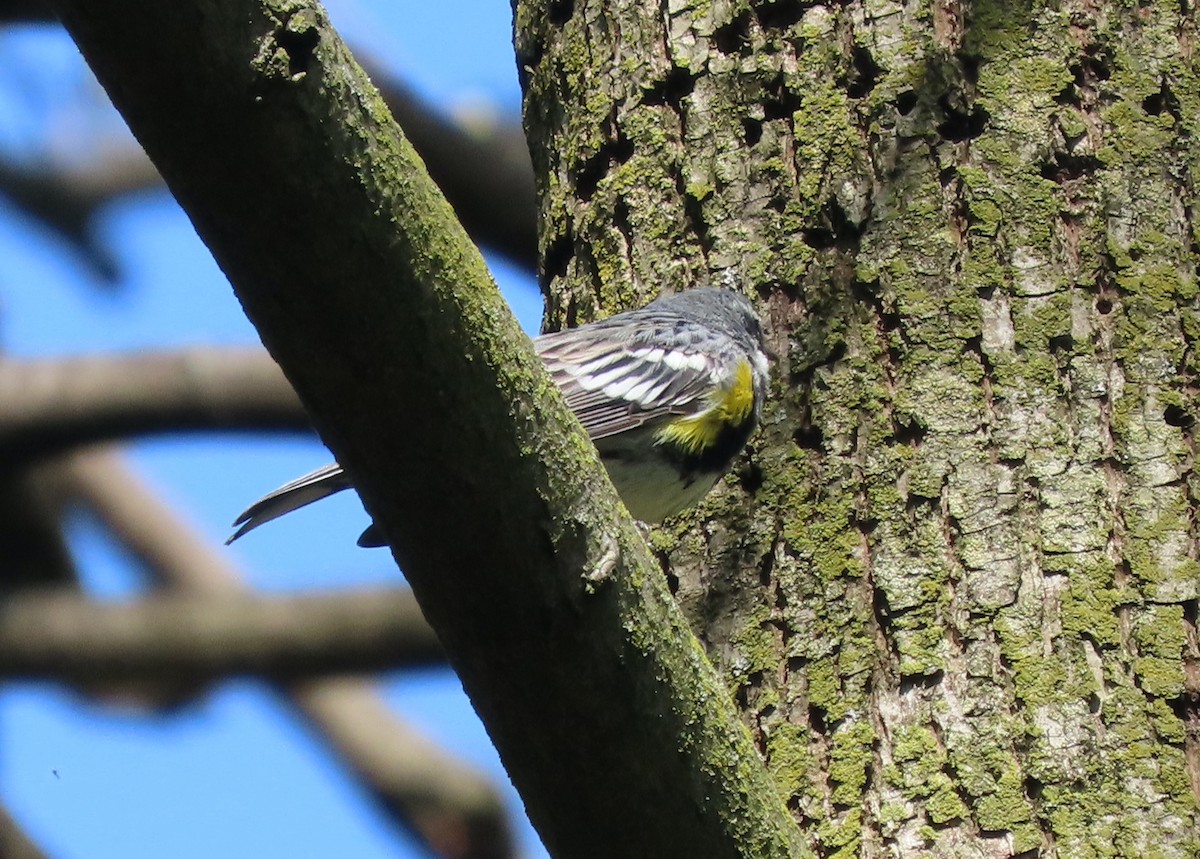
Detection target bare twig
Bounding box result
[56,448,514,859]
[0,349,307,462]
[0,587,444,684]
[0,151,159,280]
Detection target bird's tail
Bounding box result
[226,463,352,544]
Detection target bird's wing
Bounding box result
[535,325,719,440]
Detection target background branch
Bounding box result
[0,349,307,462]
[0,804,54,859]
[0,587,444,684]
[55,448,513,859]
[0,11,535,276]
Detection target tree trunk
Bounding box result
[517,0,1200,854]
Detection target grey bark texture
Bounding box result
[516,0,1200,855]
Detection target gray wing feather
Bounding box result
[535,326,714,440]
[226,462,352,544]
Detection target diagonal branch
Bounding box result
[45,2,804,856]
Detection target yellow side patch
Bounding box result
[655,359,755,454]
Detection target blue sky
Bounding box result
[0,3,547,857]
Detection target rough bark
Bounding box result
[43,2,804,857]
[516,0,1200,855]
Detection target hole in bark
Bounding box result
[1053,82,1080,105]
[1048,333,1074,353]
[937,96,989,141]
[277,20,320,77]
[643,66,695,107]
[1082,49,1113,82]
[960,54,981,84]
[1039,152,1104,182]
[573,133,633,201]
[611,131,635,164]
[1143,79,1181,120]
[740,460,764,494]
[896,90,918,115]
[743,117,764,146]
[844,44,881,98]
[802,198,866,251]
[549,0,574,24]
[682,183,712,256]
[1164,404,1193,428]
[542,229,573,284]
[758,543,776,587]
[893,417,926,446]
[898,670,944,694]
[1096,298,1113,314]
[661,555,680,595]
[714,12,751,53]
[757,0,806,30]
[763,74,801,120]
[793,423,824,450]
[1165,692,1198,725]
[574,154,606,201]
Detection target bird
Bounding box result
[227,288,769,547]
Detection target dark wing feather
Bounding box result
[535,324,715,440]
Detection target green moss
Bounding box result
[829,719,876,805]
[789,79,862,205]
[806,659,844,716]
[889,725,943,786]
[816,807,862,858]
[765,722,814,799]
[1061,560,1123,646]
[926,777,969,823]
[1012,293,1073,348]
[1147,698,1186,745]
[730,606,782,680]
[975,768,1035,831]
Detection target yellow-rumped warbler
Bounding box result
[228,288,769,546]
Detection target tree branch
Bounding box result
[44,2,803,855]
[0,18,534,273]
[359,61,536,271]
[58,448,513,859]
[0,349,307,462]
[0,587,444,684]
